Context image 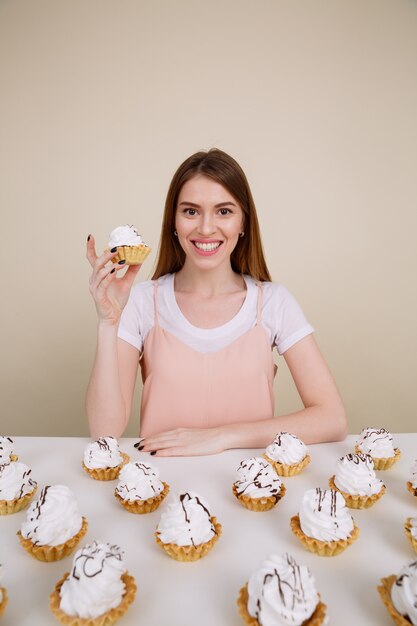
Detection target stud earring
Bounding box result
[239,231,245,237]
[174,230,178,236]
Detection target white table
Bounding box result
[1,435,416,626]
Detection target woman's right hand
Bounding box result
[86,235,141,325]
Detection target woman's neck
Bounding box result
[174,263,245,297]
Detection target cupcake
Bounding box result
[378,560,417,625]
[405,518,417,554]
[232,457,286,511]
[237,553,327,626]
[82,436,129,481]
[155,491,222,561]
[263,432,310,476]
[0,459,37,514]
[407,460,417,498]
[355,427,400,470]
[114,461,170,514]
[329,453,385,508]
[107,224,151,265]
[50,541,137,626]
[290,488,359,556]
[0,436,17,462]
[0,564,7,618]
[18,485,88,561]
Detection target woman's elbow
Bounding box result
[329,406,348,442]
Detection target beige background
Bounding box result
[1,0,416,437]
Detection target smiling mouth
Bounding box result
[192,241,222,252]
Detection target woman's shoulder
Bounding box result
[130,273,173,297]
[244,275,292,303]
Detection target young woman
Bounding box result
[86,149,347,456]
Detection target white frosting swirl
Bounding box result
[410,460,417,489]
[234,457,283,499]
[299,488,354,542]
[108,224,146,247]
[247,553,320,626]
[20,485,83,546]
[83,437,122,469]
[156,491,216,547]
[391,560,417,626]
[356,427,395,458]
[265,432,308,465]
[0,461,37,500]
[0,436,14,463]
[409,518,417,540]
[334,453,384,496]
[115,461,164,501]
[59,542,126,619]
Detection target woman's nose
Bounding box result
[198,213,216,236]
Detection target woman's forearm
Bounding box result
[85,322,128,439]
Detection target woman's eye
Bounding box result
[184,208,197,216]
[219,208,231,215]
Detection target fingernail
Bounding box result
[137,445,144,451]
[87,234,91,241]
[110,247,117,253]
[118,260,126,265]
[150,450,157,456]
[133,440,144,449]
[110,268,116,274]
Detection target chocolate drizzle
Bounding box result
[179,492,215,546]
[71,542,123,581]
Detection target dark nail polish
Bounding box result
[137,445,144,451]
[110,268,116,274]
[133,440,144,449]
[118,259,126,265]
[150,450,157,456]
[110,247,117,253]
[87,234,91,241]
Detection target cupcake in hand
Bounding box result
[114,461,169,514]
[155,491,222,561]
[0,460,37,514]
[83,436,129,481]
[405,518,417,554]
[407,460,417,498]
[355,427,400,470]
[0,436,17,462]
[18,485,88,562]
[263,432,310,476]
[378,560,417,625]
[107,224,151,265]
[0,564,7,618]
[232,457,286,512]
[50,541,137,626]
[329,453,385,509]
[290,488,359,557]
[237,553,328,626]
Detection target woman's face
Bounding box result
[175,174,244,271]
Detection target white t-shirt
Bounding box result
[117,274,314,356]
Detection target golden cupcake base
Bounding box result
[232,482,286,511]
[0,587,7,617]
[50,571,137,626]
[109,245,151,266]
[328,475,385,509]
[155,517,222,561]
[10,453,18,461]
[406,481,417,498]
[82,452,130,481]
[17,516,88,562]
[354,445,401,470]
[404,517,417,553]
[237,583,327,626]
[263,453,310,477]
[0,485,38,515]
[290,514,359,556]
[378,575,411,625]
[114,481,170,514]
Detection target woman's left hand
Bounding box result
[140,427,227,457]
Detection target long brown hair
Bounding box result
[152,148,271,282]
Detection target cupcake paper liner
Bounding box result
[237,583,327,626]
[232,482,286,512]
[262,453,310,477]
[0,587,7,617]
[114,481,170,514]
[82,452,130,481]
[17,516,88,562]
[406,481,417,498]
[377,575,412,626]
[328,475,385,509]
[50,571,137,626]
[290,514,359,556]
[354,445,401,470]
[109,245,151,266]
[404,517,417,553]
[155,517,222,561]
[0,485,38,515]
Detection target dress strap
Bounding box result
[256,281,263,325]
[153,280,159,326]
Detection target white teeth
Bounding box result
[194,241,221,251]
